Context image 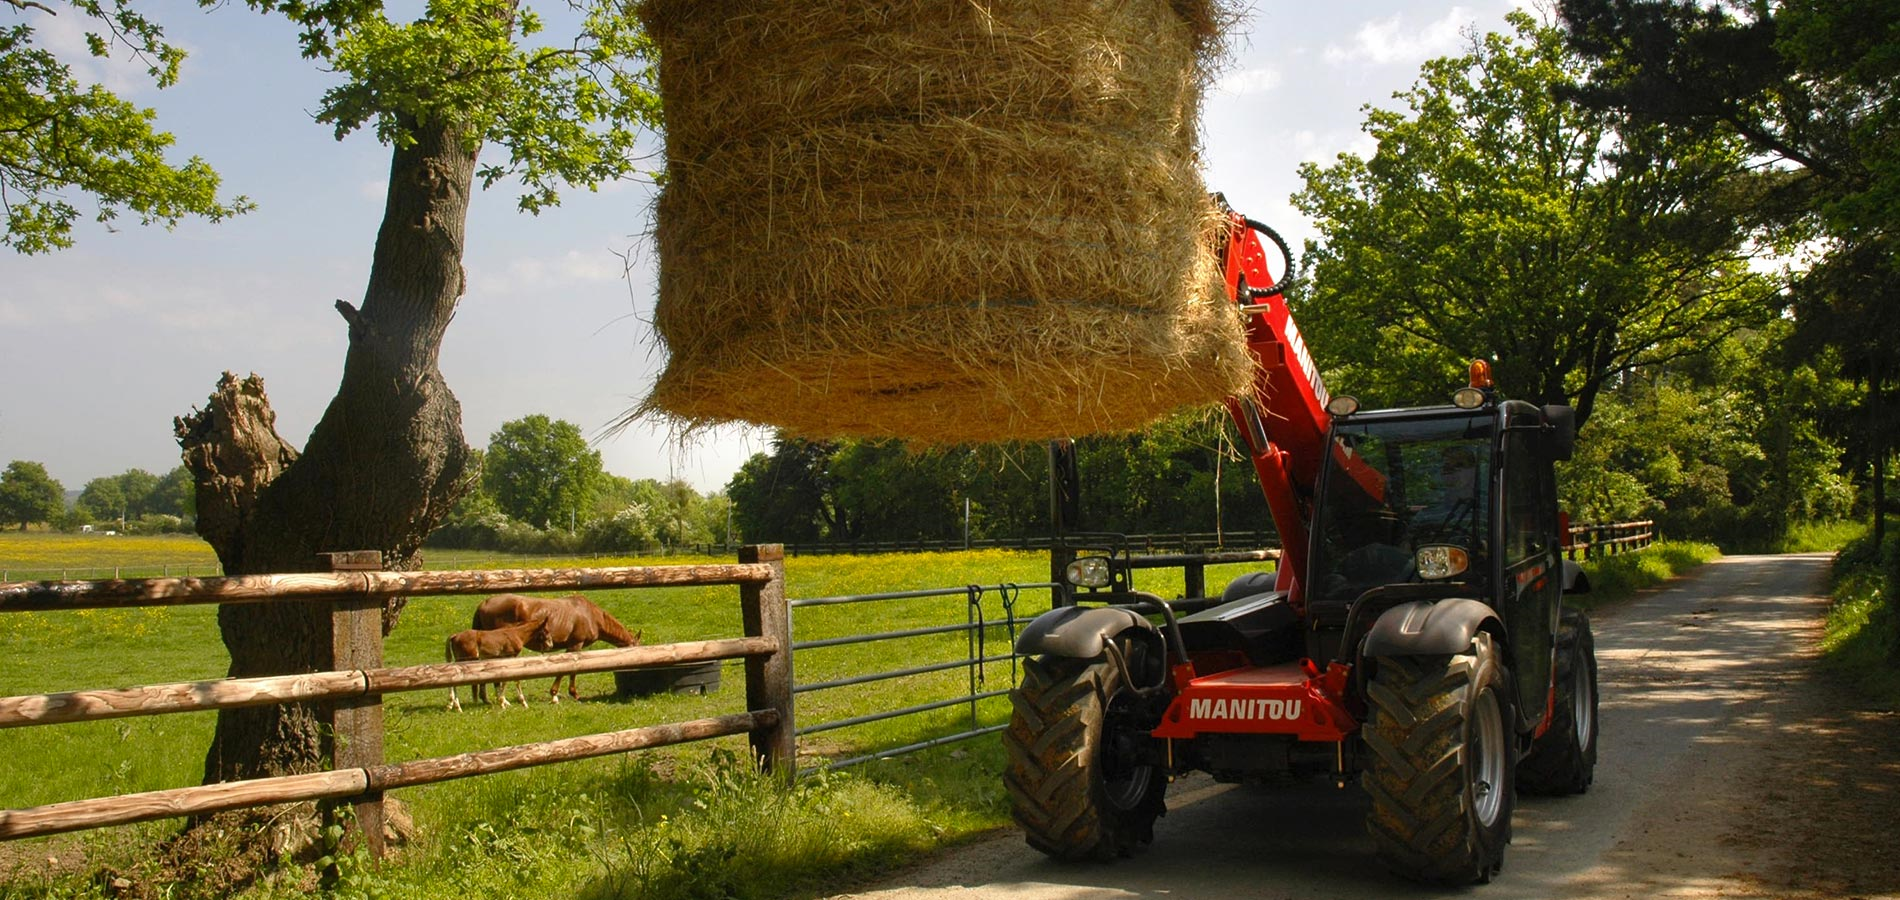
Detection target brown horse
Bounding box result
[445,614,547,711]
[472,594,642,701]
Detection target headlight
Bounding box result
[1065,556,1113,588]
[1416,545,1470,580]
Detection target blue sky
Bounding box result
[0,1,1527,495]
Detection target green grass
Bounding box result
[1820,522,1900,710]
[1570,540,1723,608]
[0,532,222,580]
[1777,519,1869,554]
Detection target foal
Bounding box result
[445,615,546,711]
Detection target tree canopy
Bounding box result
[1292,10,1780,426]
[0,459,64,529]
[1,0,253,253]
[723,413,1271,547]
[482,414,604,530]
[1557,0,1899,540]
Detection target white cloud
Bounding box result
[1324,7,1476,66]
[470,247,628,296]
[359,180,388,202]
[33,11,161,96]
[1216,67,1283,96]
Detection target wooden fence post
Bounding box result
[739,545,793,775]
[322,551,386,860]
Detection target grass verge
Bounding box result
[1570,540,1722,608]
[1821,521,1900,710]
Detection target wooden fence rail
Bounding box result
[0,637,776,728]
[1564,520,1657,560]
[0,544,792,857]
[0,562,775,611]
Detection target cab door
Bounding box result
[1499,428,1560,732]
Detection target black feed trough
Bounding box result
[615,661,722,697]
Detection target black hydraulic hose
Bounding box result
[1243,217,1295,299]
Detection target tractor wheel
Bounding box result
[1004,646,1166,861]
[1363,631,1514,884]
[1518,607,1598,795]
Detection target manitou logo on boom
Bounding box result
[1190,697,1304,722]
[1279,312,1330,409]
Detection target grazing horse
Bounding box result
[445,614,547,711]
[472,594,642,702]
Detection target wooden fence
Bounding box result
[1564,520,1657,559]
[0,544,792,855]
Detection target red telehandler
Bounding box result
[1004,198,1600,884]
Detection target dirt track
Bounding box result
[830,554,1900,900]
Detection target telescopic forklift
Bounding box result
[1003,199,1600,884]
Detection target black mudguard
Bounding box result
[1015,606,1158,660]
[1362,598,1502,658]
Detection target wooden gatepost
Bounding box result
[323,549,388,861]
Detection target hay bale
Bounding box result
[636,0,1249,443]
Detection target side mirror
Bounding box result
[1542,405,1577,461]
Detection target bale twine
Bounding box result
[635,0,1249,443]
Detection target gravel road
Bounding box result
[829,553,1900,900]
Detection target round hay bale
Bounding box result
[636,0,1249,443]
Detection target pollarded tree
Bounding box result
[0,460,64,529]
[1292,11,1780,427]
[482,414,604,530]
[166,0,659,791]
[1,0,253,253]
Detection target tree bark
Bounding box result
[175,117,476,785]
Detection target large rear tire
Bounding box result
[1363,631,1514,884]
[1004,646,1166,861]
[1518,607,1598,795]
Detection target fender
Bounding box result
[1561,559,1591,594]
[1015,605,1158,660]
[1362,597,1502,658]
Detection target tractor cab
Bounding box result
[1307,375,1577,734]
[1307,409,1497,617]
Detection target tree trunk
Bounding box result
[1873,375,1887,551]
[175,117,476,785]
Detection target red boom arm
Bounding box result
[1216,209,1332,610]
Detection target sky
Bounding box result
[0,1,1531,495]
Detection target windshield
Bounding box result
[1309,414,1494,609]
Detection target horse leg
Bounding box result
[548,675,562,703]
[567,671,581,701]
[448,684,462,712]
[511,680,529,707]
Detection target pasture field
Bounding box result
[0,534,1273,899]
